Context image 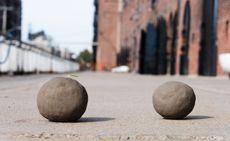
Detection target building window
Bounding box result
[226,20,229,38]
[151,0,156,7]
[123,0,129,8]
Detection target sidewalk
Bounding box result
[0,72,230,141]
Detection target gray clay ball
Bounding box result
[153,81,196,119]
[37,77,88,122]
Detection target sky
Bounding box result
[22,0,95,55]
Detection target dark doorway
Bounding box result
[139,23,157,74]
[156,17,167,74]
[139,30,146,74]
[117,47,130,66]
[132,37,138,71]
[180,1,191,75]
[170,11,179,75]
[199,0,218,76]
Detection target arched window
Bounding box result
[180,0,191,75]
[199,0,218,76]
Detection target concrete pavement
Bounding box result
[0,72,230,141]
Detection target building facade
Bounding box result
[95,0,151,71]
[94,0,230,76]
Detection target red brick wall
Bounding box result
[163,0,230,76]
[96,0,119,70]
[120,0,151,71]
[176,0,203,75]
[152,0,204,75]
[152,0,179,74]
[155,0,213,75]
[96,0,230,76]
[97,0,150,71]
[217,0,230,74]
[188,0,203,75]
[155,0,178,17]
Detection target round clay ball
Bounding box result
[37,77,88,122]
[153,81,196,119]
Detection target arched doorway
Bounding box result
[139,23,157,74]
[156,17,167,74]
[199,0,218,76]
[180,0,191,75]
[170,11,179,75]
[139,30,146,74]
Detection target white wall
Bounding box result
[0,42,79,74]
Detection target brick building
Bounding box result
[217,0,230,75]
[94,0,151,71]
[0,0,21,40]
[94,0,230,76]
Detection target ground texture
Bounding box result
[0,72,230,141]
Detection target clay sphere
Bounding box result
[37,77,88,122]
[153,81,196,119]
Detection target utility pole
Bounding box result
[0,6,13,34]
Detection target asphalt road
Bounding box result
[0,72,230,141]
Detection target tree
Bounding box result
[76,49,93,64]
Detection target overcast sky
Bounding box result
[22,0,95,54]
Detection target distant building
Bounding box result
[0,0,21,40]
[28,30,53,53]
[94,0,230,76]
[28,30,74,61]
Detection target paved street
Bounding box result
[0,72,230,141]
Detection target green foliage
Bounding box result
[77,49,93,63]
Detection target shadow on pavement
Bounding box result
[78,117,115,123]
[185,115,213,120]
[161,115,213,121]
